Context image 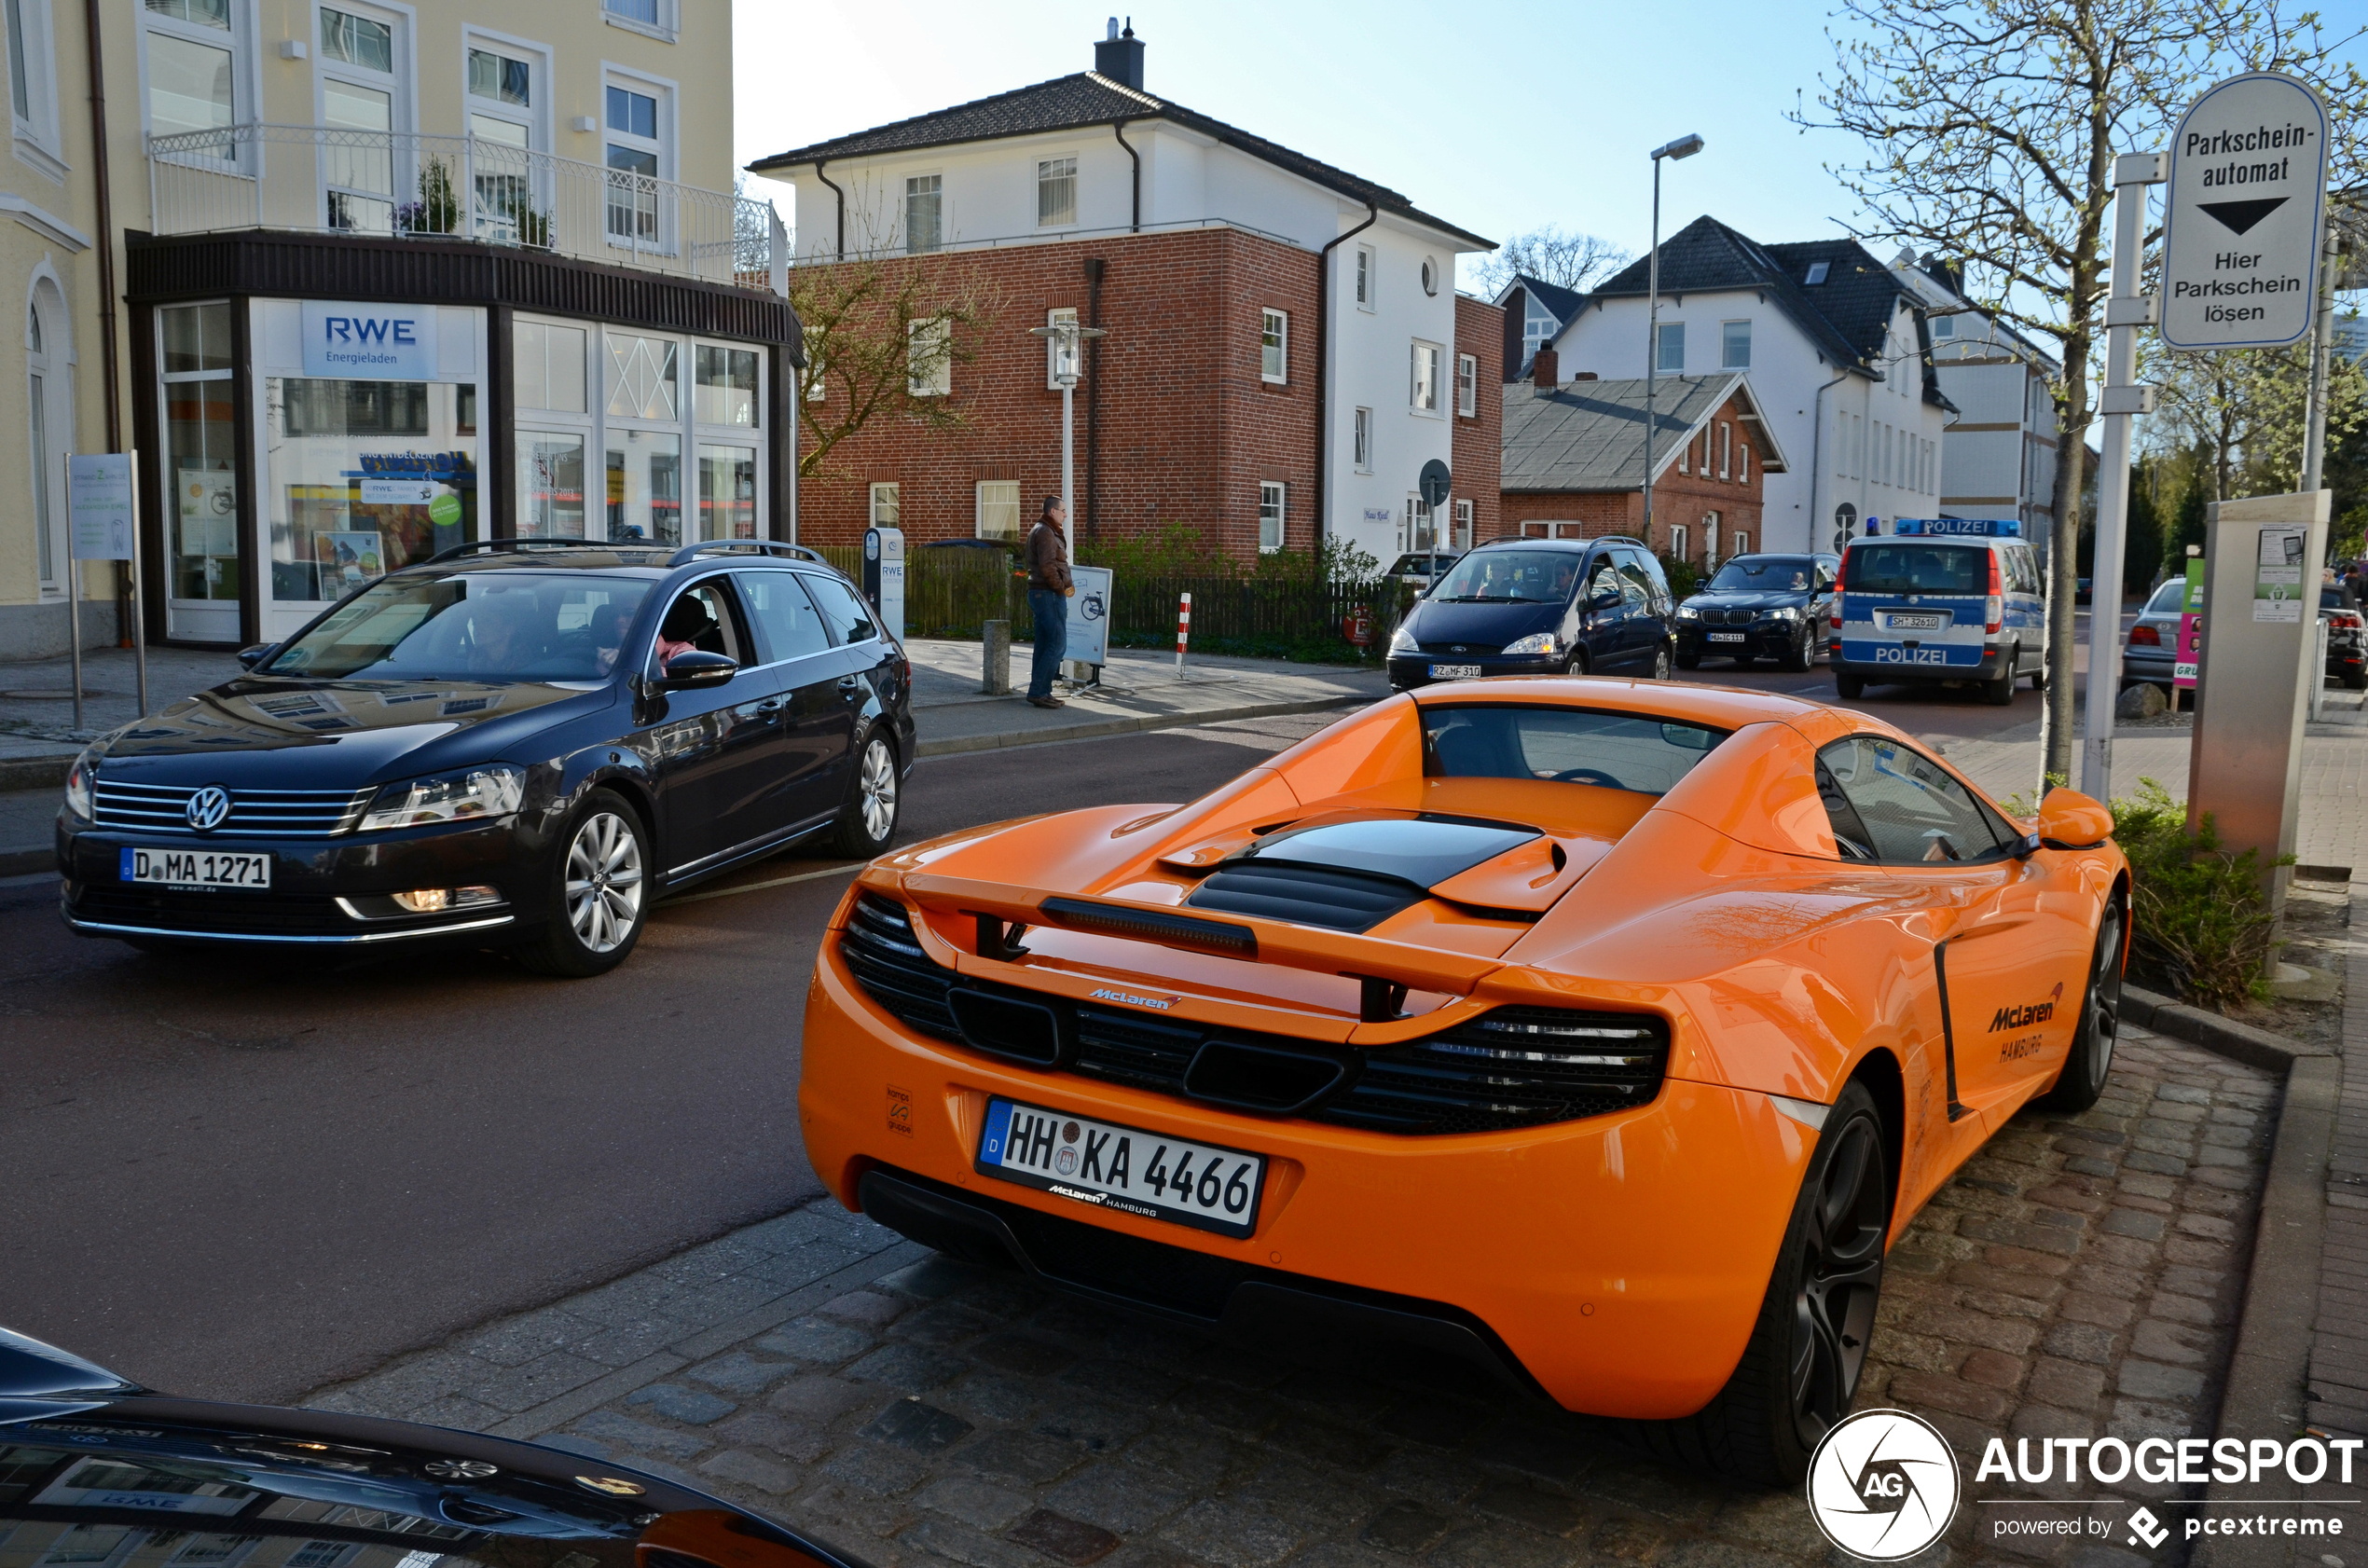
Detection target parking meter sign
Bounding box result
[2160,72,2331,351]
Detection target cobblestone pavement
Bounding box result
[309,1026,2275,1568]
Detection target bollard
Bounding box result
[982,619,1011,695]
[1176,592,1192,672]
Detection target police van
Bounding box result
[1831,517,2047,706]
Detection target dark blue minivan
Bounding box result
[1385,536,1675,690]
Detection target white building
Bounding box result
[1547,217,1951,557]
[1889,252,2061,549]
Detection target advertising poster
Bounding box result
[2252,524,2306,622]
[178,466,237,557]
[316,530,386,596]
[2175,557,2204,688]
[1067,564,1113,667]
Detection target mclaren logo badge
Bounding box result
[1989,982,2065,1033]
[1089,986,1177,1011]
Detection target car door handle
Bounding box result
[836,676,863,696]
[755,698,783,714]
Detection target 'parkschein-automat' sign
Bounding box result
[2160,73,2331,351]
[301,301,439,379]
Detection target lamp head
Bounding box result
[1652,133,1706,161]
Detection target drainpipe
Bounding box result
[1314,201,1378,545]
[814,158,845,258]
[84,0,127,642]
[1083,257,1107,539]
[1809,365,1849,551]
[1110,119,1140,231]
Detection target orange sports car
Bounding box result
[797,679,2127,1484]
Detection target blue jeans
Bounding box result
[1028,587,1067,699]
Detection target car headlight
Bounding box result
[359,765,526,832]
[1768,606,1799,622]
[1388,624,1419,654]
[63,746,97,819]
[1675,604,1700,620]
[1502,633,1560,656]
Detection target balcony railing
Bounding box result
[147,123,781,291]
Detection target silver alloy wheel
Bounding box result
[1653,644,1673,680]
[858,736,898,844]
[564,810,644,955]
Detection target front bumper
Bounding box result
[55,815,532,946]
[1676,621,1801,659]
[1385,652,1562,690]
[799,918,1819,1420]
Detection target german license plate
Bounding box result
[1885,612,1945,630]
[977,1098,1265,1239]
[1708,632,1746,642]
[1428,664,1482,679]
[119,846,271,890]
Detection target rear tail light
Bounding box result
[2337,612,2365,630]
[1831,552,1848,629]
[1985,553,2003,635]
[2129,625,2160,646]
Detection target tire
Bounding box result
[2040,898,2127,1112]
[517,789,649,978]
[2029,662,2049,691]
[1983,649,2017,707]
[832,728,902,860]
[2345,669,2367,692]
[1674,653,1700,670]
[1780,626,1813,673]
[1563,649,1590,676]
[1835,670,1865,700]
[1632,1080,1890,1486]
[1648,643,1673,681]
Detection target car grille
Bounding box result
[1416,643,1503,657]
[69,887,355,936]
[92,779,373,837]
[838,893,1668,1135]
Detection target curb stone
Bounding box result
[2122,983,2334,1071]
[0,754,71,791]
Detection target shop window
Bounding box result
[267,374,476,602]
[605,431,679,543]
[160,301,238,613]
[694,344,758,425]
[696,444,755,540]
[606,330,677,420]
[518,433,585,540]
[514,319,587,413]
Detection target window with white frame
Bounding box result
[1738,437,1749,484]
[869,482,900,529]
[1677,435,1688,475]
[1260,309,1287,383]
[602,0,675,36]
[1720,319,1751,369]
[604,76,667,245]
[1453,497,1473,549]
[1353,406,1372,473]
[1355,245,1374,310]
[904,173,941,254]
[1670,523,1687,562]
[1044,307,1079,388]
[1654,322,1684,372]
[1705,514,1719,566]
[143,0,242,162]
[1258,481,1285,552]
[1403,494,1434,553]
[317,5,406,235]
[908,316,951,396]
[1420,256,1439,296]
[1734,529,1749,559]
[7,0,61,163]
[26,281,66,591]
[1718,421,1730,480]
[464,42,538,241]
[1410,340,1440,414]
[1456,352,1477,418]
[1036,156,1076,227]
[975,480,1019,542]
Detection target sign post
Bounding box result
[1418,459,1451,584]
[67,452,144,729]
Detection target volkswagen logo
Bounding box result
[186,786,232,832]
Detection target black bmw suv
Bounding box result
[56,541,915,976]
[1673,552,1840,671]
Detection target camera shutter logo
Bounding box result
[1805,1409,1961,1561]
[186,787,232,832]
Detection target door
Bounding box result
[736,569,853,826]
[799,571,888,806]
[1819,736,2086,1122]
[640,577,793,873]
[1613,548,1665,666]
[1576,553,1628,669]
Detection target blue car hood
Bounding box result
[1407,598,1564,643]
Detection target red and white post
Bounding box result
[1176,592,1192,672]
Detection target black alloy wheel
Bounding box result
[2042,898,2126,1111]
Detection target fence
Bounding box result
[146,123,776,288]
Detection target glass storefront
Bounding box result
[606,430,680,543]
[161,302,241,642]
[264,377,477,603]
[696,444,755,541]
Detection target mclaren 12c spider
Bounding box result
[797,679,2127,1484]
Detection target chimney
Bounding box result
[1095,18,1144,89]
[1572,370,1598,381]
[1531,346,1559,389]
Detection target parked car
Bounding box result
[2323,584,2368,691]
[1385,536,1673,689]
[1672,552,1840,671]
[801,680,2128,1484]
[0,1324,873,1566]
[2075,576,2092,605]
[1830,530,2048,706]
[1384,550,1463,594]
[55,541,915,976]
[2120,577,2185,691]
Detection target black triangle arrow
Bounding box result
[2196,197,2288,236]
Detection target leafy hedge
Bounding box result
[2111,778,2289,1009]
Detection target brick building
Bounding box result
[749,24,1497,565]
[1498,351,1786,568]
[1448,294,1504,550]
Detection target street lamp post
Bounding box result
[1643,133,1703,551]
[1027,318,1107,569]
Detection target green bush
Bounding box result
[2109,777,2288,1009]
[1659,554,1701,600]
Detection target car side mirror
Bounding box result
[2036,787,2113,850]
[236,643,276,670]
[1590,588,1620,610]
[659,650,738,689]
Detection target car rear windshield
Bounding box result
[263,572,654,681]
[1708,556,1817,592]
[2323,585,2355,611]
[1428,550,1578,604]
[2146,580,2186,613]
[1423,706,1728,795]
[1843,543,1986,596]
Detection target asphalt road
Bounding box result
[0,645,2079,1408]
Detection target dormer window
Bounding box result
[1804,261,1829,286]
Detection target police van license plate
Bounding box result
[119,846,271,890]
[977,1098,1264,1239]
[1428,664,1482,680]
[1708,632,1746,642]
[1884,612,1945,630]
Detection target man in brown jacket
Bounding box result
[1024,497,1074,707]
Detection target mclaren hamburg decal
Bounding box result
[1989,983,2064,1033]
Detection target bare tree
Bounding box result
[1472,226,1634,298]
[1797,0,2367,791]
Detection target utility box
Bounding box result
[2187,488,2331,923]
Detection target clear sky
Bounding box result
[733,0,1875,289]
